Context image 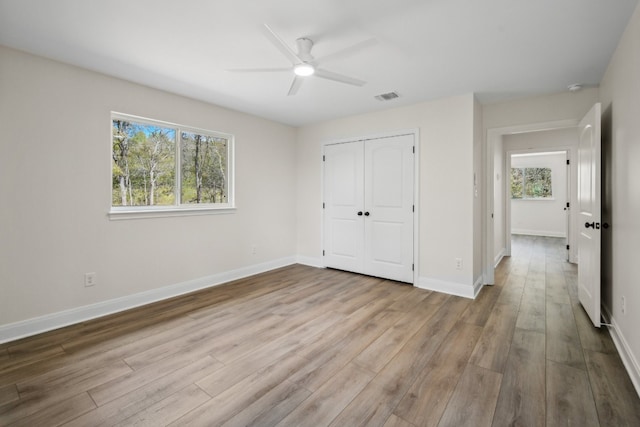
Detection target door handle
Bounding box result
[357,211,363,216]
[585,222,601,229]
[364,212,370,216]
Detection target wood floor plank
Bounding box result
[1,360,132,424]
[491,328,545,427]
[571,300,617,354]
[0,346,67,386]
[276,363,374,427]
[62,356,222,427]
[438,364,502,427]
[0,384,19,406]
[287,309,404,392]
[16,359,133,396]
[585,349,640,426]
[546,300,586,370]
[124,312,285,370]
[460,284,501,326]
[175,353,311,426]
[468,300,520,373]
[88,347,209,406]
[353,301,437,373]
[193,310,343,399]
[515,285,546,333]
[3,392,95,427]
[546,359,599,427]
[385,287,432,313]
[383,414,415,427]
[113,384,211,427]
[220,380,311,427]
[393,322,483,426]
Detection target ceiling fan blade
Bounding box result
[315,69,366,87]
[226,67,291,73]
[288,76,303,96]
[263,24,302,65]
[315,38,378,64]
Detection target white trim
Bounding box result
[416,276,478,299]
[473,276,484,296]
[108,206,236,220]
[0,257,295,344]
[494,247,506,268]
[511,230,567,238]
[603,306,640,398]
[296,256,324,268]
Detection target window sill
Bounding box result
[511,198,556,201]
[108,206,236,220]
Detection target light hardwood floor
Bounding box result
[1,236,639,426]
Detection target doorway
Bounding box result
[507,150,570,261]
[485,121,579,285]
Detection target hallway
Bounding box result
[494,234,640,425]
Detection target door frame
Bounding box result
[505,148,571,258]
[321,128,420,285]
[484,119,578,284]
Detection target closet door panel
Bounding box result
[323,141,365,273]
[364,135,414,283]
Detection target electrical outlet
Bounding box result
[455,258,463,270]
[621,296,626,315]
[84,272,97,287]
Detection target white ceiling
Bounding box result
[0,0,637,126]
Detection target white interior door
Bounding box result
[565,152,571,262]
[323,141,365,274]
[578,103,602,328]
[323,134,414,283]
[364,135,414,283]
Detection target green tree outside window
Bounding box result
[511,167,552,199]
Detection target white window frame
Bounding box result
[510,166,553,200]
[109,112,235,220]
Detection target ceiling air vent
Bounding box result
[374,91,400,101]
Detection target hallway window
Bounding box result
[511,167,552,199]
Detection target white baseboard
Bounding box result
[511,229,566,238]
[603,306,640,398]
[0,256,296,344]
[296,255,324,268]
[473,276,484,298]
[416,276,477,299]
[494,248,506,268]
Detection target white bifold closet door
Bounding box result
[323,134,414,283]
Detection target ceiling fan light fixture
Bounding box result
[294,63,315,77]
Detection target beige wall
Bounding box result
[0,46,297,328]
[296,94,480,295]
[599,1,640,389]
[483,88,599,131]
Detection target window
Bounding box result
[111,113,233,217]
[511,167,552,199]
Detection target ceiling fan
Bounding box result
[227,24,376,96]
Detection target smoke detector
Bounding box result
[568,84,582,92]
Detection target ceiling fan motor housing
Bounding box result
[296,38,314,61]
